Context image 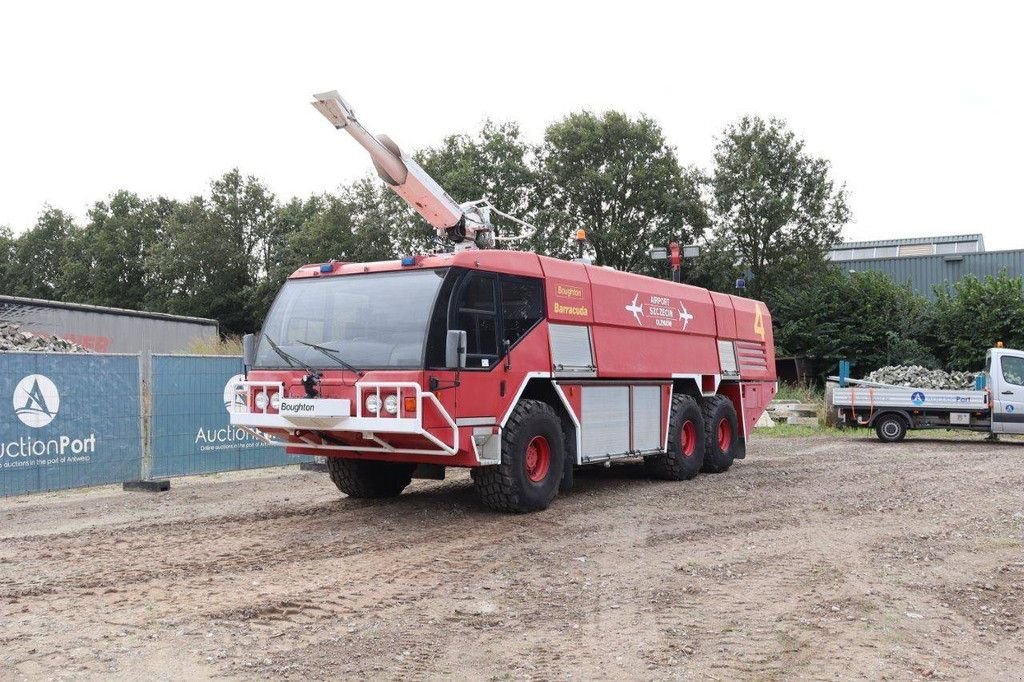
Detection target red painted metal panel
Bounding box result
[709,292,737,338]
[590,325,720,378]
[538,257,595,324]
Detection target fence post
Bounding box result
[123,351,169,492]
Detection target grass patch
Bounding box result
[188,335,243,355]
[774,381,824,404]
[753,424,856,438]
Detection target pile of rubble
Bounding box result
[862,365,976,390]
[0,323,90,353]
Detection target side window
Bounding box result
[1001,356,1024,387]
[453,274,499,368]
[500,276,543,346]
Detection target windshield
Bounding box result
[256,269,448,369]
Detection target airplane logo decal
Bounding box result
[678,303,693,330]
[626,293,696,331]
[625,294,644,326]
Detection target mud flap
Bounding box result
[734,437,747,460]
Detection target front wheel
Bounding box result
[874,414,908,443]
[326,458,415,498]
[472,400,565,513]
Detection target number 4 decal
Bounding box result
[753,304,766,341]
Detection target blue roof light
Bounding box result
[400,256,416,267]
[320,263,333,273]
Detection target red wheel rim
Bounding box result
[525,436,551,482]
[681,421,697,457]
[717,418,732,451]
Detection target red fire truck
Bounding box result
[229,92,777,512]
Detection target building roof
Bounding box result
[0,294,218,326]
[833,234,984,250]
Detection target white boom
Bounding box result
[311,91,493,249]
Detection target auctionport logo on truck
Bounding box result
[2,374,97,467]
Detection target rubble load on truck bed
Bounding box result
[861,365,976,390]
[0,323,90,353]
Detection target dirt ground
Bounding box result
[1,435,1023,681]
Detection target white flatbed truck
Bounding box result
[832,346,1024,442]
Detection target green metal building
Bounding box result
[827,234,1024,300]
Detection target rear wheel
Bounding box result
[326,458,415,498]
[472,399,565,513]
[646,394,705,480]
[701,395,739,474]
[874,413,908,443]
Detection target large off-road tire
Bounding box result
[326,457,416,498]
[646,394,705,480]
[874,413,908,443]
[701,395,739,474]
[472,399,565,513]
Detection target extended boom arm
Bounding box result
[311,91,493,249]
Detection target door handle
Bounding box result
[1002,390,1014,395]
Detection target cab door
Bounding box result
[992,351,1024,433]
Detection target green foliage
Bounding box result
[770,268,937,377]
[710,116,849,298]
[533,111,709,272]
[7,207,80,300]
[932,272,1024,370]
[774,381,823,403]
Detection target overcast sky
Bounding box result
[2,1,1021,249]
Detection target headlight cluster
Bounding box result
[365,394,399,415]
[253,391,282,411]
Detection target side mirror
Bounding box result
[242,333,257,367]
[445,330,467,369]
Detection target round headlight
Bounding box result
[365,394,381,414]
[270,392,282,410]
[383,394,399,415]
[254,391,270,410]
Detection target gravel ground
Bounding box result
[1,435,1023,680]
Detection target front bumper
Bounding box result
[229,380,460,456]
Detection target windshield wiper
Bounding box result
[296,340,364,376]
[264,335,318,374]
[265,335,323,397]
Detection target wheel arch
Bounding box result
[512,378,580,467]
[868,409,912,429]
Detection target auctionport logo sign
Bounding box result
[13,374,60,428]
[3,373,98,465]
[192,373,261,452]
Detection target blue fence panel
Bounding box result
[0,353,142,497]
[150,355,306,477]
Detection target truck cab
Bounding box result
[987,347,1024,434]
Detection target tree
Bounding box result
[770,268,937,378]
[0,226,16,288]
[711,116,849,298]
[146,169,281,333]
[6,207,79,300]
[533,111,708,272]
[932,272,1024,370]
[67,192,173,310]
